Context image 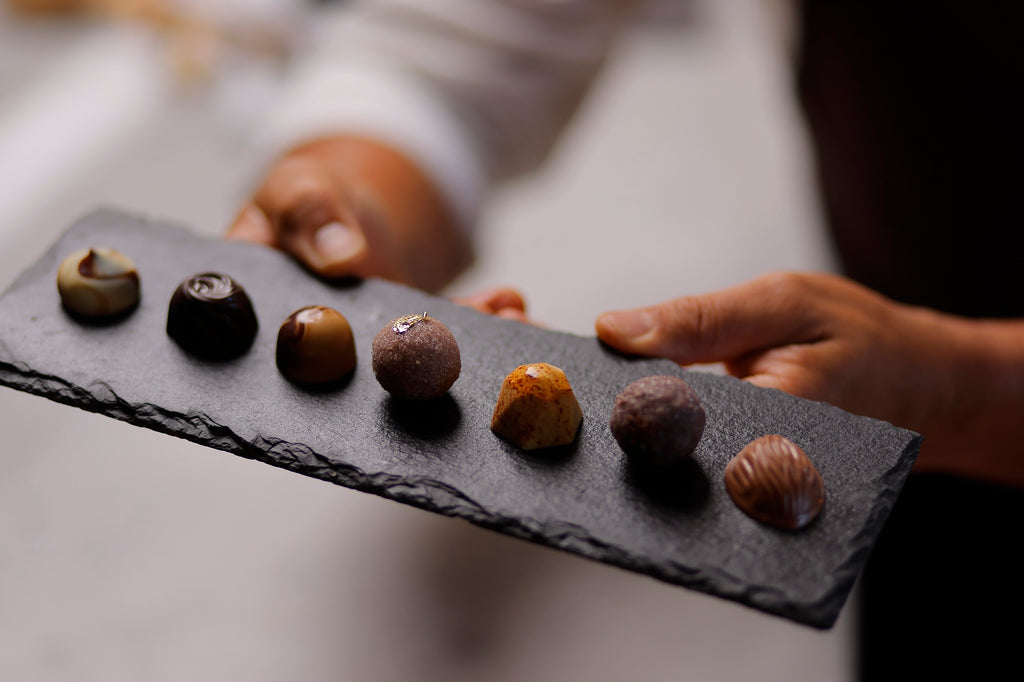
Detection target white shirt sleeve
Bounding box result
[258,0,643,232]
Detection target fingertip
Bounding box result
[226,204,276,246]
[595,309,657,348]
[745,373,782,390]
[488,287,527,314]
[296,221,369,278]
[594,311,615,339]
[496,307,536,325]
[453,287,528,316]
[482,287,528,315]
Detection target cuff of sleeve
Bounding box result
[256,56,487,235]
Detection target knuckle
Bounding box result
[659,296,717,354]
[758,271,815,300]
[755,271,828,329]
[255,157,342,238]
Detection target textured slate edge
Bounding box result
[1,331,922,631]
[788,434,921,626]
[0,364,707,592]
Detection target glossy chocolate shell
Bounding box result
[724,435,826,530]
[276,305,356,384]
[57,247,140,318]
[166,273,258,360]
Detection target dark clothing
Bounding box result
[796,2,1024,678]
[856,474,1022,679]
[798,1,1024,319]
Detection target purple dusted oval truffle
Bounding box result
[610,375,706,467]
[371,313,460,400]
[166,273,258,360]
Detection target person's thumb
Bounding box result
[243,165,370,278]
[596,280,815,366]
[595,304,692,362]
[296,219,368,278]
[273,193,368,279]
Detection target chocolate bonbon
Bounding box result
[166,273,258,360]
[610,375,706,467]
[491,363,583,450]
[56,247,140,318]
[724,435,825,530]
[371,313,460,400]
[276,305,356,384]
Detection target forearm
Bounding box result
[914,311,1024,487]
[239,1,639,287]
[260,0,640,223]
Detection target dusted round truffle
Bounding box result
[371,313,460,400]
[276,305,356,384]
[166,273,258,360]
[610,375,706,467]
[724,435,825,531]
[57,247,139,318]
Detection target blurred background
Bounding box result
[1,0,846,680]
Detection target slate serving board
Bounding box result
[0,208,921,628]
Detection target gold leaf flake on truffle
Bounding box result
[393,313,428,334]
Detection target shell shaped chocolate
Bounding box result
[276,306,356,384]
[724,435,825,530]
[371,314,460,400]
[57,247,140,317]
[166,273,258,360]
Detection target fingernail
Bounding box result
[313,222,362,264]
[599,310,656,341]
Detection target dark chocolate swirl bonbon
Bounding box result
[166,273,258,360]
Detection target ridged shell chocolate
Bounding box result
[724,435,825,530]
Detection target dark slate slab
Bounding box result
[0,208,921,628]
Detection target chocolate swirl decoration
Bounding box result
[166,273,258,360]
[724,435,826,530]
